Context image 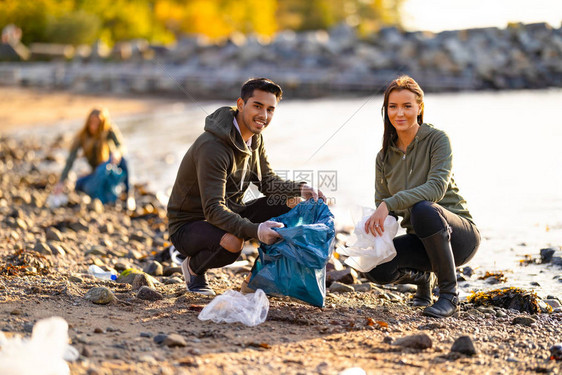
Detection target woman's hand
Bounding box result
[53,182,64,195]
[364,202,389,237]
[109,150,122,165]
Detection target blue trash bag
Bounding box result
[248,199,335,307]
[81,161,125,204]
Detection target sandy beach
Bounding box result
[0,87,178,132]
[0,87,561,374]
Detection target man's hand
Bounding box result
[257,221,284,244]
[364,202,389,237]
[300,184,326,202]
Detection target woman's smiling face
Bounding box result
[387,89,422,134]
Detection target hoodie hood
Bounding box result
[204,106,260,155]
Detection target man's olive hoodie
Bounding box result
[167,107,302,239]
[375,123,474,234]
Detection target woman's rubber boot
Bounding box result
[393,269,436,307]
[421,228,459,318]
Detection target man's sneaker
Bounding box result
[181,257,215,296]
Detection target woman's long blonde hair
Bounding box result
[74,108,113,164]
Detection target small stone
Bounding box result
[153,334,167,344]
[396,284,417,293]
[136,286,163,301]
[100,222,114,234]
[23,322,34,333]
[132,273,155,291]
[34,241,52,256]
[10,309,22,315]
[549,343,562,360]
[512,316,536,326]
[45,227,63,242]
[162,333,187,347]
[143,261,163,276]
[85,245,106,257]
[140,332,153,338]
[93,327,104,334]
[382,336,393,344]
[69,274,84,283]
[450,336,477,356]
[352,283,372,292]
[163,266,182,277]
[540,248,556,263]
[544,299,562,309]
[69,219,89,232]
[392,334,432,349]
[89,199,104,213]
[164,277,183,285]
[48,243,66,257]
[82,346,93,358]
[84,287,115,305]
[326,268,357,286]
[328,282,355,293]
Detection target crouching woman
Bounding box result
[364,76,480,318]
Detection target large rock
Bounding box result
[132,273,155,291]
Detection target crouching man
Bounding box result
[167,78,324,295]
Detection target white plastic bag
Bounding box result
[198,289,269,326]
[337,210,399,272]
[46,193,68,208]
[0,316,79,375]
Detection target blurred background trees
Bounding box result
[0,0,404,46]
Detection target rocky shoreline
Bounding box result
[1,134,561,374]
[1,22,562,98]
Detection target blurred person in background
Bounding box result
[54,107,135,210]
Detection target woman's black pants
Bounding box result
[366,201,480,284]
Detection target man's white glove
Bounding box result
[257,221,284,245]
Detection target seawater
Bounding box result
[21,89,562,298]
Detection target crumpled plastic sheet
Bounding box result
[198,289,269,326]
[0,316,79,375]
[337,210,399,272]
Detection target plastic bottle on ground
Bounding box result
[88,265,117,281]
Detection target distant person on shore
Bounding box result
[54,107,135,209]
[167,77,324,296]
[364,75,480,318]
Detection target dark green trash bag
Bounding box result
[248,199,335,307]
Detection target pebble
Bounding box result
[544,299,562,309]
[162,333,187,347]
[392,334,432,349]
[136,286,163,301]
[140,332,153,338]
[132,273,155,291]
[153,334,167,344]
[328,282,355,293]
[143,261,163,276]
[34,241,52,256]
[45,227,63,242]
[352,283,372,292]
[84,287,116,305]
[326,269,357,286]
[163,277,183,285]
[450,336,477,356]
[512,316,536,327]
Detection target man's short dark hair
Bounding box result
[240,78,283,103]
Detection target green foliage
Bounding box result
[46,11,101,45]
[0,0,405,46]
